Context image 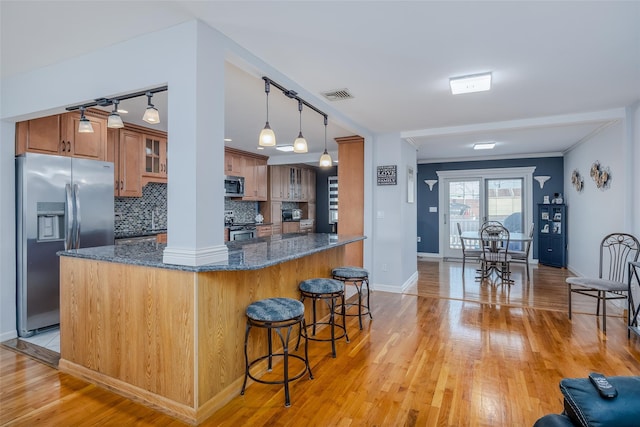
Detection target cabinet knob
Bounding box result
[120,180,123,190]
[67,141,71,152]
[60,140,66,152]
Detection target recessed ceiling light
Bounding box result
[450,72,492,95]
[276,145,295,152]
[256,146,264,150]
[224,138,232,142]
[473,142,496,150]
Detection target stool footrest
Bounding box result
[244,353,312,386]
[335,303,372,318]
[302,321,349,343]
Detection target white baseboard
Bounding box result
[373,270,418,294]
[417,252,441,259]
[0,330,17,342]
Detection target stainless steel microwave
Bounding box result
[224,176,244,197]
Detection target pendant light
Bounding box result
[107,99,124,129]
[293,100,308,153]
[258,79,276,147]
[78,107,94,133]
[142,91,160,124]
[319,115,332,167]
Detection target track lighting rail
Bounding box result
[65,85,168,112]
[263,77,327,121]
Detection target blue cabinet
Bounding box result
[537,204,567,267]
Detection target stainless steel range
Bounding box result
[225,210,256,241]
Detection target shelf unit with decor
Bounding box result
[537,204,567,267]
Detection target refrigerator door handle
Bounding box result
[73,184,81,249]
[65,183,73,250]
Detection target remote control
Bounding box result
[589,372,618,399]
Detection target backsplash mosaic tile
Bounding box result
[224,200,259,223]
[115,183,167,236]
[115,185,301,237]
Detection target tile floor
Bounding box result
[20,327,60,353]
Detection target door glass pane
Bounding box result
[486,178,524,249]
[448,180,480,251]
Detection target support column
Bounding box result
[163,22,228,266]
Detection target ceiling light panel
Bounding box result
[473,142,496,150]
[450,72,492,95]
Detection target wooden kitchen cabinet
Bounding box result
[224,149,243,176]
[306,168,316,202]
[16,110,107,160]
[269,201,282,233]
[142,134,167,184]
[62,111,107,159]
[256,224,272,237]
[15,115,62,155]
[270,165,290,201]
[282,221,300,234]
[300,219,314,233]
[242,156,268,201]
[107,128,143,197]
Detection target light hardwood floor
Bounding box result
[2,259,640,426]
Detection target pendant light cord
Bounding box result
[265,80,270,123]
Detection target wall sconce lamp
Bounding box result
[424,179,438,191]
[534,176,551,189]
[66,85,167,132]
[319,115,332,167]
[77,107,94,133]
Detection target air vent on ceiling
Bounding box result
[321,88,354,101]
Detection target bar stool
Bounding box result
[240,297,313,407]
[332,266,372,330]
[296,278,349,358]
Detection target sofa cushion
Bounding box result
[560,376,640,427]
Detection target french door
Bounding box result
[437,167,535,259]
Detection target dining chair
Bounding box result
[509,223,534,280]
[457,222,482,270]
[478,222,512,283]
[566,233,640,334]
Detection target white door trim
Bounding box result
[436,166,536,258]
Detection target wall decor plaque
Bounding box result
[377,165,397,185]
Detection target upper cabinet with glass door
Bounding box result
[141,133,167,184]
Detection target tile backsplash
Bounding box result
[115,183,167,236]
[115,184,300,236]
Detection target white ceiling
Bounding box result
[2,1,639,163]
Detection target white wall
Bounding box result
[371,134,418,292]
[0,122,16,341]
[563,120,630,277]
[631,102,640,239]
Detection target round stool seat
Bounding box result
[299,278,344,295]
[242,297,312,407]
[246,297,304,323]
[332,266,369,279]
[332,266,372,330]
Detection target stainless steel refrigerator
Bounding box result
[16,153,114,337]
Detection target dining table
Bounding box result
[461,230,532,283]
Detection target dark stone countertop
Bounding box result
[58,233,365,272]
[115,229,167,239]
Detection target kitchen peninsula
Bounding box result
[57,233,365,424]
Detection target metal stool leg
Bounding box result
[240,322,251,396]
